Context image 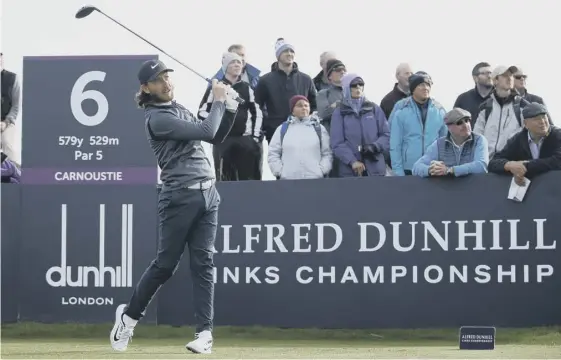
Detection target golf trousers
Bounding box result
[125,181,220,333]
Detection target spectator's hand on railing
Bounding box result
[505,161,527,178]
[429,161,447,176]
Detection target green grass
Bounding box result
[2,342,560,359]
[1,323,560,359]
[2,322,560,345]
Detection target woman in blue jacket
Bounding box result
[389,73,447,176]
[330,73,390,177]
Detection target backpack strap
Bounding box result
[475,98,493,127]
[280,119,323,154]
[483,100,493,123]
[280,121,290,146]
[513,100,522,127]
[312,122,323,151]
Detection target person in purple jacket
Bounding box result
[330,73,390,177]
[1,152,20,183]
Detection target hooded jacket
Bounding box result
[254,62,317,135]
[1,157,21,183]
[389,96,447,175]
[330,73,390,177]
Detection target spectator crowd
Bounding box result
[203,38,561,184]
[1,40,560,186]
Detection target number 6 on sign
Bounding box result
[70,71,109,127]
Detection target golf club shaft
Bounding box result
[88,8,244,104]
[97,10,210,82]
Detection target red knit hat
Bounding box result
[289,95,309,112]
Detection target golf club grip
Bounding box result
[225,88,245,104]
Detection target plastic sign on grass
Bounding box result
[459,326,496,350]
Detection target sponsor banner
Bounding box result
[18,186,157,323]
[4,172,561,327]
[22,55,159,184]
[157,173,561,328]
[1,185,22,323]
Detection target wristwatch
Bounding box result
[446,167,454,176]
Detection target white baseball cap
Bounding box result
[491,65,519,78]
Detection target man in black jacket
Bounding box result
[198,52,263,181]
[453,62,493,126]
[380,63,413,119]
[513,67,546,105]
[313,51,336,92]
[254,38,317,143]
[488,102,561,185]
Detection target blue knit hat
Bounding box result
[275,38,295,59]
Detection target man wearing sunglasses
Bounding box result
[513,68,545,106]
[412,108,489,178]
[316,59,347,132]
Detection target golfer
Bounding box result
[110,59,239,354]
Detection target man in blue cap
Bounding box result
[110,59,239,355]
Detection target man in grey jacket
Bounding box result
[316,59,346,133]
[316,59,346,178]
[110,60,239,355]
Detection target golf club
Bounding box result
[75,5,245,104]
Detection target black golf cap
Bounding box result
[138,60,174,84]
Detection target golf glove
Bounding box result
[225,89,240,111]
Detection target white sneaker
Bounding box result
[110,304,136,351]
[186,330,213,354]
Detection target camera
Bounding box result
[358,144,379,161]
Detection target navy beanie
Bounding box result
[409,73,433,93]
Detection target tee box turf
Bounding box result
[459,326,496,350]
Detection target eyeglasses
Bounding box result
[514,75,527,80]
[449,118,469,126]
[350,83,364,88]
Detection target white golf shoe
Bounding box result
[110,304,137,351]
[186,330,213,354]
